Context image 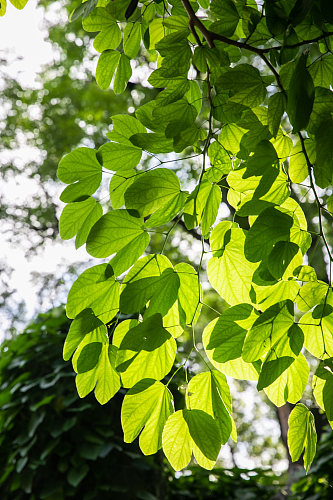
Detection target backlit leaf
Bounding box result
[67,264,120,323]
[57,147,102,203]
[162,409,221,471]
[288,404,317,472]
[121,379,173,454]
[86,209,149,258]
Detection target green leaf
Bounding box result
[93,24,122,52]
[289,138,315,184]
[77,342,103,373]
[296,281,328,312]
[107,114,147,145]
[57,147,102,203]
[203,318,260,381]
[207,226,259,306]
[121,379,173,454]
[268,92,286,137]
[313,359,333,427]
[66,264,120,323]
[162,15,189,31]
[86,209,149,258]
[287,53,315,132]
[173,262,200,326]
[308,54,333,88]
[114,315,177,388]
[59,197,103,248]
[219,64,267,107]
[227,141,289,216]
[267,241,302,280]
[96,50,120,90]
[208,141,232,177]
[120,254,175,314]
[145,191,187,228]
[327,194,333,215]
[252,276,300,310]
[264,353,309,407]
[211,0,239,36]
[71,323,121,404]
[124,22,141,58]
[152,99,198,132]
[109,169,137,209]
[288,404,317,472]
[99,141,142,170]
[156,81,190,106]
[9,0,28,9]
[299,303,333,358]
[130,132,174,153]
[204,304,259,363]
[76,344,121,404]
[109,232,151,277]
[82,7,115,31]
[0,0,6,16]
[114,53,132,94]
[124,168,181,217]
[315,118,333,188]
[156,31,191,77]
[67,464,89,488]
[218,123,247,156]
[162,409,221,471]
[257,356,295,391]
[245,207,294,262]
[200,183,221,236]
[63,309,103,361]
[184,180,221,234]
[242,300,294,362]
[148,70,185,90]
[293,265,317,282]
[279,198,311,255]
[186,371,236,444]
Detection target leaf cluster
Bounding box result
[0,308,285,499]
[5,0,333,473]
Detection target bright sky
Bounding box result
[0,1,91,337]
[0,1,54,85]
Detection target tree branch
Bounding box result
[180,0,283,91]
[261,31,333,53]
[181,0,332,89]
[298,132,333,279]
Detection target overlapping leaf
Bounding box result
[71,322,121,404]
[57,147,102,202]
[288,404,317,472]
[59,197,103,248]
[162,409,221,470]
[86,209,149,260]
[113,315,177,388]
[66,264,120,323]
[121,379,173,455]
[186,371,236,444]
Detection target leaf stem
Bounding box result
[298,132,333,283]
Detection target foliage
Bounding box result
[4,0,333,473]
[291,429,333,499]
[0,309,161,499]
[0,308,283,499]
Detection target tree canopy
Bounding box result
[3,0,333,474]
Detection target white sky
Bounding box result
[0,1,54,85]
[0,1,92,336]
